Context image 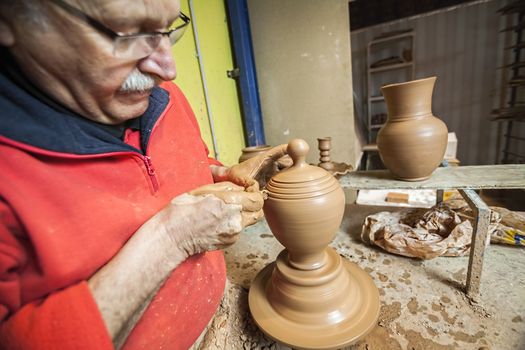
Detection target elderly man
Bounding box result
[0,0,285,349]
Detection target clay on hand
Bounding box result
[161,182,264,258]
[276,154,293,170]
[226,144,289,190]
[189,182,264,227]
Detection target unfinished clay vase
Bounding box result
[238,145,272,163]
[377,77,448,181]
[249,139,380,350]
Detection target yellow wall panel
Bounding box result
[172,0,245,166]
[172,2,213,157]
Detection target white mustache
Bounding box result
[119,69,157,92]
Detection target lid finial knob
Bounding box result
[287,139,309,167]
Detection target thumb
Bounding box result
[263,144,288,162]
[241,144,287,178]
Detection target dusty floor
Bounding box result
[197,202,525,350]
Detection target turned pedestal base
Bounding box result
[249,248,380,350]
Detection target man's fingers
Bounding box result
[215,190,263,212]
[245,179,260,193]
[250,144,287,181]
[242,209,264,227]
[218,232,241,246]
[276,154,293,169]
[265,144,288,161]
[189,182,244,196]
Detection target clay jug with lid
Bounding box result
[377,77,448,181]
[263,139,345,270]
[249,139,379,349]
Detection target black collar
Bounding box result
[0,50,169,155]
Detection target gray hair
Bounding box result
[0,0,48,27]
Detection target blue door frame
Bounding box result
[226,0,266,146]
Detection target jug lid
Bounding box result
[266,139,340,199]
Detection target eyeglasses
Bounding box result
[49,0,190,60]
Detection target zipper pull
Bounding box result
[144,155,156,176]
[143,155,159,192]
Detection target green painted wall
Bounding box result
[172,0,245,166]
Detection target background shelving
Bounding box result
[493,0,525,164]
[366,30,415,143]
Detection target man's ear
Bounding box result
[0,18,15,47]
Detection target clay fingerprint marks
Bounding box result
[249,139,380,349]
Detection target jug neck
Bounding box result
[381,77,436,119]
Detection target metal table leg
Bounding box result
[436,189,444,204]
[458,189,491,299]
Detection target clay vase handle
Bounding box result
[287,139,309,168]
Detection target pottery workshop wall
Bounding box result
[351,0,505,166]
[173,0,245,166]
[247,0,358,166]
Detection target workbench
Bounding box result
[195,165,525,349]
[337,164,525,299]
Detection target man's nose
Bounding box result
[137,37,177,81]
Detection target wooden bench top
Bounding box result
[338,164,525,190]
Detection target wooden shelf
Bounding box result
[369,30,414,46]
[494,2,525,169]
[508,77,525,86]
[505,41,525,50]
[370,61,413,73]
[369,96,384,102]
[499,21,525,33]
[498,61,525,69]
[369,124,384,130]
[492,114,525,121]
[338,164,525,190]
[491,107,525,121]
[498,1,525,15]
[366,30,415,144]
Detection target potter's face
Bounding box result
[1,0,182,124]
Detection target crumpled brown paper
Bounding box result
[441,194,524,246]
[361,195,525,259]
[361,203,474,259]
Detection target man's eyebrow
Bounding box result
[99,8,181,31]
[106,16,129,28]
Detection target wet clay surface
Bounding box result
[194,204,525,350]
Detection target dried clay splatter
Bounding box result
[354,325,402,350]
[448,330,486,344]
[432,302,457,325]
[376,272,389,282]
[397,324,456,350]
[378,301,401,327]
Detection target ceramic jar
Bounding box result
[377,76,448,181]
[248,139,380,349]
[238,145,272,163]
[263,139,345,270]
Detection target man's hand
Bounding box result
[159,182,264,258]
[88,181,263,345]
[211,144,288,191]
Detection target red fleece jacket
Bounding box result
[0,82,226,350]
